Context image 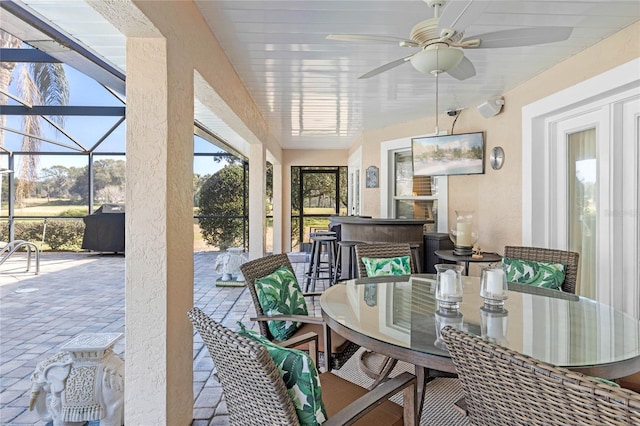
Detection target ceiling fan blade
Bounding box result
[446,56,476,81]
[358,56,413,79]
[464,27,573,48]
[438,0,491,34]
[327,34,418,46]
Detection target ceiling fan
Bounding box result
[327,0,573,80]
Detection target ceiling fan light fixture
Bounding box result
[410,44,464,75]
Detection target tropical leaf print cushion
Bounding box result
[237,323,328,426]
[255,266,309,341]
[502,256,566,290]
[362,255,411,277]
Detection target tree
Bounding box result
[41,165,72,199]
[193,173,211,206]
[70,159,125,203]
[0,31,21,147]
[0,30,69,205]
[197,163,247,250]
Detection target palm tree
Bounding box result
[0,30,21,146]
[0,29,69,205]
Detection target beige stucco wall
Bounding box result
[93,2,286,424]
[353,21,640,259]
[125,36,195,425]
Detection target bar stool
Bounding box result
[409,243,422,273]
[311,230,336,237]
[304,235,337,292]
[333,240,364,284]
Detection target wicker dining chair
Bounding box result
[240,253,359,372]
[503,246,580,293]
[188,307,418,426]
[441,326,640,426]
[353,243,420,388]
[354,243,416,280]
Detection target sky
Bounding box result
[3,61,226,178]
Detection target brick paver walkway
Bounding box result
[0,251,319,426]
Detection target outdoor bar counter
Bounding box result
[329,216,428,261]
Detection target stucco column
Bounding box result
[249,143,266,258]
[271,162,283,253]
[125,37,194,425]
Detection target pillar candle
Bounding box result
[486,269,505,296]
[440,269,457,297]
[456,222,472,246]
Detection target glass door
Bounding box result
[567,128,596,298]
[291,166,347,251]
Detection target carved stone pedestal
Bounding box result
[30,333,125,426]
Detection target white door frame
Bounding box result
[522,58,640,317]
[380,135,448,231]
[348,146,362,215]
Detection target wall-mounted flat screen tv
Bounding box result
[411,132,485,176]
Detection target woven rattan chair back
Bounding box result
[441,326,640,426]
[240,253,295,340]
[239,253,359,371]
[188,307,300,426]
[354,243,416,278]
[504,245,579,293]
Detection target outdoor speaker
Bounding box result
[477,96,505,118]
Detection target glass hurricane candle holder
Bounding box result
[434,307,464,351]
[480,264,508,308]
[480,306,509,345]
[449,210,479,256]
[435,263,464,310]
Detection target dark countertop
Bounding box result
[330,216,429,225]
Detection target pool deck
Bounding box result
[0,251,318,426]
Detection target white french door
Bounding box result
[549,93,639,316]
[553,110,606,300]
[524,59,640,318]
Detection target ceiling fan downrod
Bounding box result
[425,0,445,19]
[432,46,441,134]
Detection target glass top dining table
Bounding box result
[320,274,640,380]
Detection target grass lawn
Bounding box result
[12,198,87,217]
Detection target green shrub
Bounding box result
[13,222,44,243]
[58,209,88,217]
[9,220,84,251]
[45,220,84,251]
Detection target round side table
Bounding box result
[434,249,502,275]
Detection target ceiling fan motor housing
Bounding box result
[410,18,440,45]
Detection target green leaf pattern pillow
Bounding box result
[502,256,566,290]
[255,266,308,341]
[362,255,411,277]
[237,323,328,425]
